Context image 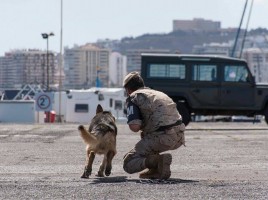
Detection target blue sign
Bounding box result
[35,93,53,111]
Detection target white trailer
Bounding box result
[52,88,126,123]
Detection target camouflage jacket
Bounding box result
[129,88,181,133]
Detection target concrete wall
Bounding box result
[0,100,36,123]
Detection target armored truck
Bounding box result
[140,53,268,126]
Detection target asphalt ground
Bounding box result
[0,121,268,200]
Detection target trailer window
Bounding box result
[147,64,186,79]
[110,99,113,108]
[75,104,88,113]
[98,93,104,101]
[115,100,123,110]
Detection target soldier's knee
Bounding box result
[123,153,135,174]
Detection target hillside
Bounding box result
[115,28,268,54]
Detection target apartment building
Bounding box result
[173,18,221,32]
[0,49,58,90]
[192,42,232,56]
[242,48,268,83]
[126,49,170,73]
[109,52,127,87]
[64,44,110,89]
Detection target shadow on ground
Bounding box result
[88,176,198,185]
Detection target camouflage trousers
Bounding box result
[123,124,185,174]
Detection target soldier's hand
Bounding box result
[140,131,144,139]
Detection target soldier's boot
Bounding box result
[139,168,158,179]
[158,153,172,180]
[139,153,172,180]
[139,154,159,179]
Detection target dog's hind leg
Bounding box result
[105,150,116,176]
[96,156,107,177]
[81,151,95,178]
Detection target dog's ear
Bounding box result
[96,104,103,114]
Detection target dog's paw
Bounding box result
[105,167,112,176]
[105,171,111,177]
[81,170,91,178]
[80,174,89,179]
[78,125,85,131]
[95,171,104,177]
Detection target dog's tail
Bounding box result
[78,125,97,144]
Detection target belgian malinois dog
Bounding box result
[78,104,117,178]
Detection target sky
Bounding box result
[0,0,267,56]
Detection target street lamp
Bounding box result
[41,32,54,91]
[41,32,54,123]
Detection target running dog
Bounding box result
[78,104,117,178]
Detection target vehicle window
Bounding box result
[147,64,186,79]
[224,65,248,82]
[192,64,217,81]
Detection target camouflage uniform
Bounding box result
[123,88,185,174]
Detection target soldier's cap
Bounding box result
[123,71,141,87]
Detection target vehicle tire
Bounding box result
[177,103,191,126]
[264,106,268,124]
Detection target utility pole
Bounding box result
[58,0,63,122]
[231,0,248,57]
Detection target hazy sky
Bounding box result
[0,0,267,56]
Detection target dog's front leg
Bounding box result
[81,151,95,178]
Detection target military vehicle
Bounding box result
[141,53,268,126]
